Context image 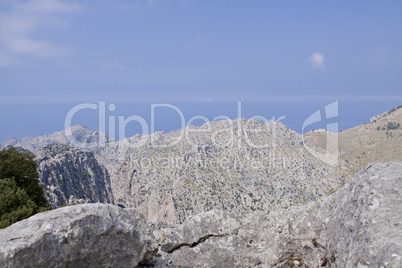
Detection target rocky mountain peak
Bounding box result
[2,124,109,154]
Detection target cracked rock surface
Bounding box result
[0,205,150,268]
[148,162,401,268]
[1,162,401,267]
[37,143,114,208]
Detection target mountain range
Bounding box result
[2,106,401,224]
[4,119,340,224]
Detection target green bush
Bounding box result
[387,122,400,131]
[0,179,37,228]
[0,147,50,228]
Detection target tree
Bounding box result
[0,179,37,228]
[0,147,50,228]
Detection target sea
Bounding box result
[0,100,400,144]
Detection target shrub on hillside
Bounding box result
[388,108,396,114]
[0,147,50,228]
[0,179,37,228]
[387,122,400,131]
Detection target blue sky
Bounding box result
[0,0,401,141]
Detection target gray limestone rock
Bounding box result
[37,143,114,208]
[2,124,107,154]
[104,119,342,224]
[147,162,402,267]
[0,162,400,267]
[3,121,343,223]
[0,204,151,268]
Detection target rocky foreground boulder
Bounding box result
[0,162,401,267]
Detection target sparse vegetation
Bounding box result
[305,105,402,176]
[387,122,400,131]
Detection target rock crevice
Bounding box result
[161,232,233,254]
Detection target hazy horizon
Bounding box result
[1,100,400,144]
[1,1,401,143]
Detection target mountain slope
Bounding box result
[3,119,342,223]
[304,106,402,175]
[100,119,341,223]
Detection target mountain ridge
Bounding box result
[305,105,402,175]
[4,107,400,223]
[3,118,342,223]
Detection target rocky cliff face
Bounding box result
[36,143,114,208]
[108,119,341,224]
[3,120,341,222]
[148,161,402,267]
[1,162,400,267]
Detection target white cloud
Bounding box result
[0,0,83,66]
[309,52,325,69]
[14,0,83,13]
[0,53,19,67]
[1,32,72,57]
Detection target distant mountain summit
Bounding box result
[3,124,108,153]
